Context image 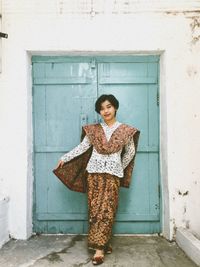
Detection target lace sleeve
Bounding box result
[121,138,135,170]
[60,135,91,163]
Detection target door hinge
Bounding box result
[0,32,8,38]
[157,91,159,106]
[90,58,96,69]
[157,92,160,106]
[155,184,161,210]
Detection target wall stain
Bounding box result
[164,11,178,16]
[183,204,186,214]
[172,218,177,240]
[42,252,63,263]
[35,235,86,264]
[187,65,197,77]
[185,220,190,229]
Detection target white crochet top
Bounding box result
[60,121,135,178]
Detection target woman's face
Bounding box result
[99,100,116,122]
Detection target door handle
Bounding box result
[80,114,88,126]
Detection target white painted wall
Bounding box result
[0,0,200,241]
[0,195,9,248]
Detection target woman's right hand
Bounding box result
[55,160,65,169]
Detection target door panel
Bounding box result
[33,60,97,233]
[32,56,161,234]
[97,61,160,232]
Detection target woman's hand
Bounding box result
[55,160,65,169]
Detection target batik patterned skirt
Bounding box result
[86,172,120,250]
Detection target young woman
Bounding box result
[54,94,140,265]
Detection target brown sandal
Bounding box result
[92,254,104,265]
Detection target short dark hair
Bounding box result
[95,94,119,115]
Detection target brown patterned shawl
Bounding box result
[52,123,140,193]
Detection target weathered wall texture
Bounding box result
[0,0,200,241]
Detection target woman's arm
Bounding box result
[60,135,92,163]
[121,138,135,169]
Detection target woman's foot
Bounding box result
[104,244,112,254]
[92,249,105,265]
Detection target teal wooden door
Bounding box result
[32,55,161,234]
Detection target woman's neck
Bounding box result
[103,118,117,127]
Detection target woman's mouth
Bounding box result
[104,114,110,117]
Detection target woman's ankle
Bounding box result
[95,249,104,255]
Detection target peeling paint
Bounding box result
[189,16,200,45]
[190,17,200,31]
[178,190,189,196]
[164,10,200,16]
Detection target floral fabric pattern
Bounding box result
[87,172,120,250]
[60,121,135,178]
[53,122,140,193]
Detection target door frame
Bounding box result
[28,52,169,239]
